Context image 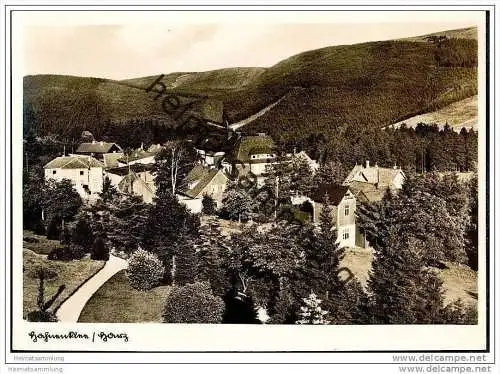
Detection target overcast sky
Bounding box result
[23,22,476,80]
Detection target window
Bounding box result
[80,170,84,175]
[344,205,350,216]
[343,229,350,240]
[52,170,56,175]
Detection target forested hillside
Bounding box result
[23,27,477,158]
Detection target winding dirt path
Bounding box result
[55,254,128,323]
[229,94,289,131]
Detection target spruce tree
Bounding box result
[367,232,446,324]
[174,238,197,286]
[142,183,200,283]
[296,293,330,325]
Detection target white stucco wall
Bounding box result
[176,195,203,213]
[392,171,405,189]
[45,166,104,200]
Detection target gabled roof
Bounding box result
[233,135,275,162]
[106,163,154,176]
[118,148,156,163]
[44,155,104,169]
[118,171,155,196]
[76,141,122,154]
[179,165,227,199]
[310,184,350,205]
[347,180,388,203]
[103,152,124,169]
[344,163,404,187]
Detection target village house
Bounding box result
[117,147,158,167]
[105,164,156,203]
[75,141,123,159]
[176,165,229,213]
[291,183,364,248]
[343,161,406,202]
[294,150,320,173]
[102,152,124,169]
[117,172,156,204]
[231,133,277,187]
[197,149,226,168]
[43,155,104,201]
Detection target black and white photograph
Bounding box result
[1,2,498,372]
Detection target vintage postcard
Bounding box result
[2,2,497,370]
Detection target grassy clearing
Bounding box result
[23,249,105,319]
[78,270,171,323]
[341,247,477,307]
[391,95,477,131]
[438,262,478,306]
[23,230,64,255]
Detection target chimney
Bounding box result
[92,140,96,144]
[366,160,370,168]
[100,141,104,146]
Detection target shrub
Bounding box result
[47,244,86,261]
[45,218,60,240]
[174,241,197,286]
[202,194,217,215]
[23,236,39,244]
[33,221,46,235]
[163,282,225,323]
[126,249,165,291]
[71,213,94,251]
[441,299,478,324]
[26,269,65,322]
[27,266,58,280]
[91,237,109,261]
[27,310,58,322]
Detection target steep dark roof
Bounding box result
[118,171,154,195]
[347,180,387,202]
[179,165,226,199]
[344,164,405,187]
[76,141,122,154]
[310,184,350,205]
[106,163,154,176]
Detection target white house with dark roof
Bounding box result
[343,161,406,202]
[105,164,156,202]
[291,183,359,248]
[117,171,156,204]
[177,165,229,213]
[76,141,123,159]
[231,133,277,187]
[44,155,104,200]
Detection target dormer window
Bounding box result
[188,180,199,190]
